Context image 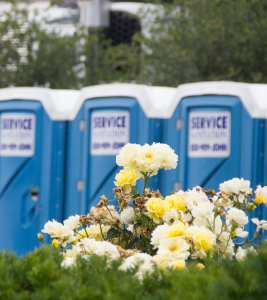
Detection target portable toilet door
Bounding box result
[64,84,176,217]
[162,81,267,240]
[0,88,79,256]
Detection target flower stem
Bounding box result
[99,221,106,241]
[105,203,113,218]
[83,224,89,238]
[143,173,148,194]
[221,224,233,257]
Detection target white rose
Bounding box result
[116,143,141,169]
[192,202,214,219]
[238,194,245,203]
[121,207,139,224]
[154,143,178,170]
[65,246,81,258]
[220,178,252,196]
[182,187,209,210]
[179,211,192,223]
[135,143,162,175]
[218,232,231,245]
[251,218,267,232]
[222,240,235,260]
[78,238,97,254]
[235,247,247,261]
[207,213,222,235]
[61,257,76,268]
[193,217,208,228]
[93,241,120,260]
[213,193,233,209]
[255,185,267,202]
[151,224,169,248]
[247,246,257,256]
[163,208,179,225]
[157,237,190,261]
[63,215,81,230]
[226,208,248,227]
[119,253,153,273]
[234,228,248,238]
[42,219,74,246]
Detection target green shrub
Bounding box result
[0,243,267,300]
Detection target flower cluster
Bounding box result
[115,143,178,193]
[39,143,267,276]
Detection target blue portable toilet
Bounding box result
[0,87,79,255]
[162,81,267,240]
[64,83,176,217]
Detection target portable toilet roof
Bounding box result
[0,87,80,121]
[170,81,267,119]
[68,83,177,120]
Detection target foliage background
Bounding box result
[0,0,267,89]
[1,244,267,300]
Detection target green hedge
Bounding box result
[0,243,267,300]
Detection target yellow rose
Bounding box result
[164,194,187,213]
[145,198,166,223]
[166,222,188,239]
[172,259,185,270]
[246,203,256,211]
[197,263,205,271]
[114,168,141,193]
[52,239,60,248]
[194,231,214,252]
[254,195,266,205]
[77,225,109,241]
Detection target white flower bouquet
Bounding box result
[40,143,267,275]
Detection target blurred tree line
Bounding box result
[0,0,267,89]
[0,0,140,88]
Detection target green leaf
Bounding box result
[122,229,133,237]
[125,241,135,250]
[107,228,120,240]
[137,247,148,251]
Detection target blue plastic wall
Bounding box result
[64,97,162,218]
[0,100,66,256]
[162,95,265,241]
[261,120,267,240]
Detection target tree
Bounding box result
[0,0,140,88]
[136,0,267,86]
[1,0,267,88]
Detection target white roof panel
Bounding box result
[170,81,267,119]
[69,83,176,120]
[0,87,80,120]
[2,82,265,120]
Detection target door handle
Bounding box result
[30,186,39,201]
